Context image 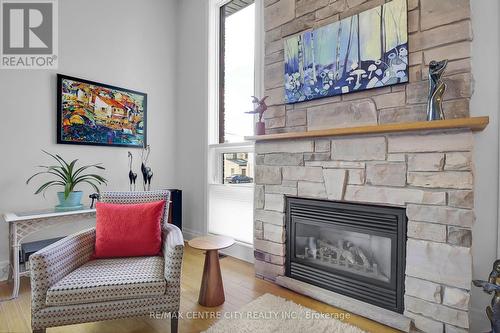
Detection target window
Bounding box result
[207,0,262,250]
[208,146,255,245]
[219,0,255,143]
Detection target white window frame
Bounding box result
[206,0,264,261]
[208,0,264,146]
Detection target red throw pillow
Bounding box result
[94,200,166,258]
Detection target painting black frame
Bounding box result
[56,74,148,148]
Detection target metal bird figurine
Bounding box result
[89,193,99,209]
[141,145,152,191]
[473,260,500,333]
[245,96,269,123]
[128,152,138,191]
[147,170,154,191]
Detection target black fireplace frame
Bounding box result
[285,197,407,313]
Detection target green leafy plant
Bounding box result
[27,150,107,199]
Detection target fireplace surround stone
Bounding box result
[259,0,475,330]
[253,130,474,332]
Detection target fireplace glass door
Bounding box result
[294,222,393,283]
[286,197,406,313]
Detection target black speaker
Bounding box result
[167,189,182,230]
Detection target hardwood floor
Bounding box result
[0,244,400,333]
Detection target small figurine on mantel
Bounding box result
[473,259,500,333]
[426,59,448,121]
[245,96,268,135]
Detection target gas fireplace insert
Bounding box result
[286,197,407,313]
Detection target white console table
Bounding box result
[2,209,96,300]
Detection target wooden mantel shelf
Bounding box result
[245,117,489,141]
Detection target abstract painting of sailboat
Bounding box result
[284,0,408,104]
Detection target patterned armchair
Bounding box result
[29,191,184,333]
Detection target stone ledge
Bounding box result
[275,276,412,332]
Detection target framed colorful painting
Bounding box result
[57,74,147,148]
[284,0,408,104]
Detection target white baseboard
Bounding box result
[220,241,254,264]
[0,261,10,282]
[181,227,203,241]
[181,228,254,264]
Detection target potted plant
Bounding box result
[27,151,108,211]
[245,96,268,135]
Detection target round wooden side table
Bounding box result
[188,235,234,307]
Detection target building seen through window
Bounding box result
[223,152,253,184]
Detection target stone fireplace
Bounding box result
[255,0,475,331]
[253,131,474,332]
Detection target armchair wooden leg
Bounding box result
[32,329,46,333]
[171,311,179,333]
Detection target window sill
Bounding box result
[208,183,255,188]
[209,141,254,149]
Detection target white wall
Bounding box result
[470,0,500,330]
[174,0,209,238]
[0,0,179,279]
